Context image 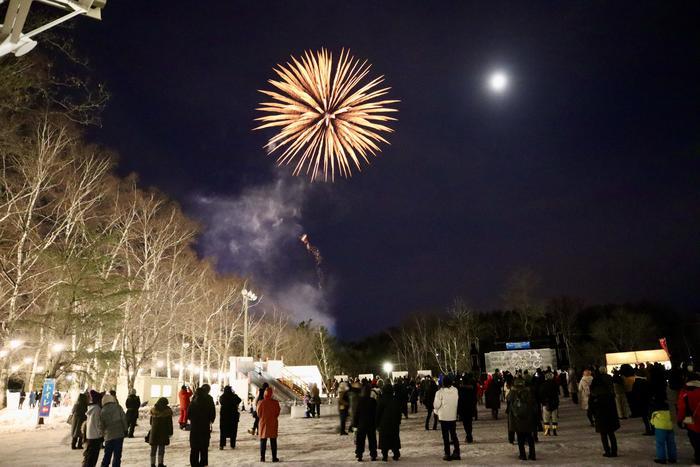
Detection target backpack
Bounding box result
[511,391,530,420]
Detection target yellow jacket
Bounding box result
[650,410,673,430]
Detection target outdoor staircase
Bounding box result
[249,369,305,402]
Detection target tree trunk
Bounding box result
[27,328,45,391]
[0,366,7,409]
[166,334,172,379]
[179,335,185,383]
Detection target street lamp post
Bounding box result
[241,288,258,358]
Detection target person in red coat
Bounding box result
[257,387,281,462]
[178,385,193,429]
[677,372,700,464]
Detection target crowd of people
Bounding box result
[61,382,275,467]
[325,361,699,464]
[15,388,70,409]
[13,358,698,466]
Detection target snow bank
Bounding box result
[0,405,72,434]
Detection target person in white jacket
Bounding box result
[82,390,104,467]
[433,376,460,461]
[578,369,595,426]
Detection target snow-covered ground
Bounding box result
[0,399,695,466]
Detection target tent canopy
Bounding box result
[605,349,669,366]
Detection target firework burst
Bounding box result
[254,49,399,181]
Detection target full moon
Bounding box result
[488,70,509,94]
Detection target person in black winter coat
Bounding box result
[354,384,378,461]
[457,375,477,443]
[409,382,419,414]
[376,383,402,461]
[423,378,438,430]
[188,384,216,467]
[219,385,242,450]
[395,380,409,419]
[125,390,141,438]
[589,372,620,458]
[539,373,560,436]
[70,392,88,449]
[507,378,537,461]
[148,397,173,467]
[628,371,653,435]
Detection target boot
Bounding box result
[552,423,558,436]
[543,424,550,436]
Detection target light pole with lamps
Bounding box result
[241,288,258,358]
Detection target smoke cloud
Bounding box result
[190,177,334,329]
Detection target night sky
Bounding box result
[73,1,700,338]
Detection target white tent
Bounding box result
[605,349,670,373]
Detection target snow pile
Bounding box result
[0,406,72,434]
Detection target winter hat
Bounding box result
[102,393,116,405]
[264,387,274,399]
[89,390,102,405]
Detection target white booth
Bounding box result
[116,375,179,406]
[605,349,670,373]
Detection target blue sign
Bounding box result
[38,378,55,418]
[506,341,531,350]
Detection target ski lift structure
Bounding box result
[0,0,105,57]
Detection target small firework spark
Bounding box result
[255,48,399,181]
[300,233,323,288]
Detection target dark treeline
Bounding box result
[335,269,698,377]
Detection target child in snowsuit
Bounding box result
[650,401,677,464]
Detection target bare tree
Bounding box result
[547,296,584,368]
[503,269,545,338]
[591,308,656,353]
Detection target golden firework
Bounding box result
[254,49,399,181]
